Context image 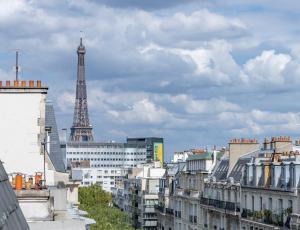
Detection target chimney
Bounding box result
[37,80,41,88]
[263,138,270,150]
[271,136,292,153]
[14,80,19,87]
[21,81,26,87]
[29,80,34,88]
[0,81,2,87]
[6,81,10,87]
[228,138,259,174]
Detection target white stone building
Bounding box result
[173,151,219,230]
[0,80,67,185]
[200,139,259,230]
[0,79,92,229]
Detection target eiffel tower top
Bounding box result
[69,38,94,142]
[77,37,85,54]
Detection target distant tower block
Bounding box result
[70,38,94,142]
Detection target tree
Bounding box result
[79,185,134,230]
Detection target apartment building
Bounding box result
[156,162,186,230]
[241,137,300,230]
[200,139,259,230]
[173,151,219,230]
[112,162,165,229]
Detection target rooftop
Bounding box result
[0,80,48,92]
[0,161,28,230]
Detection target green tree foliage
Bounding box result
[79,185,134,230]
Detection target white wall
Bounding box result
[0,91,46,176]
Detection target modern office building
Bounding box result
[67,140,147,192]
[127,137,164,164]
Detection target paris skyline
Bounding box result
[0,0,300,161]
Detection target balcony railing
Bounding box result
[144,206,155,213]
[200,197,240,213]
[241,209,285,227]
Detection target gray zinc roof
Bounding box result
[212,158,229,181]
[45,103,66,172]
[0,162,29,230]
[228,158,251,182]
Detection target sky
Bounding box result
[1,0,300,161]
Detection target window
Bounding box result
[227,190,231,202]
[260,197,262,210]
[288,200,293,212]
[269,197,272,210]
[278,199,283,214]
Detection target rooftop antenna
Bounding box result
[14,50,20,81]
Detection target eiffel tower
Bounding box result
[70,38,94,142]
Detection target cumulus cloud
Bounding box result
[242,50,291,84]
[218,109,300,136]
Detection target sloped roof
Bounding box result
[167,162,186,176]
[0,162,29,230]
[228,158,251,182]
[45,103,66,172]
[212,158,229,181]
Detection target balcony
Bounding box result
[143,220,157,227]
[143,213,157,220]
[200,197,240,213]
[241,209,286,227]
[175,188,184,196]
[190,189,200,198]
[144,206,155,213]
[184,189,190,196]
[175,188,200,199]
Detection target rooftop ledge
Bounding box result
[14,189,50,199]
[0,80,48,91]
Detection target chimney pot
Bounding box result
[14,80,19,87]
[37,80,41,88]
[21,81,26,87]
[0,81,2,87]
[29,80,34,88]
[6,81,10,87]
